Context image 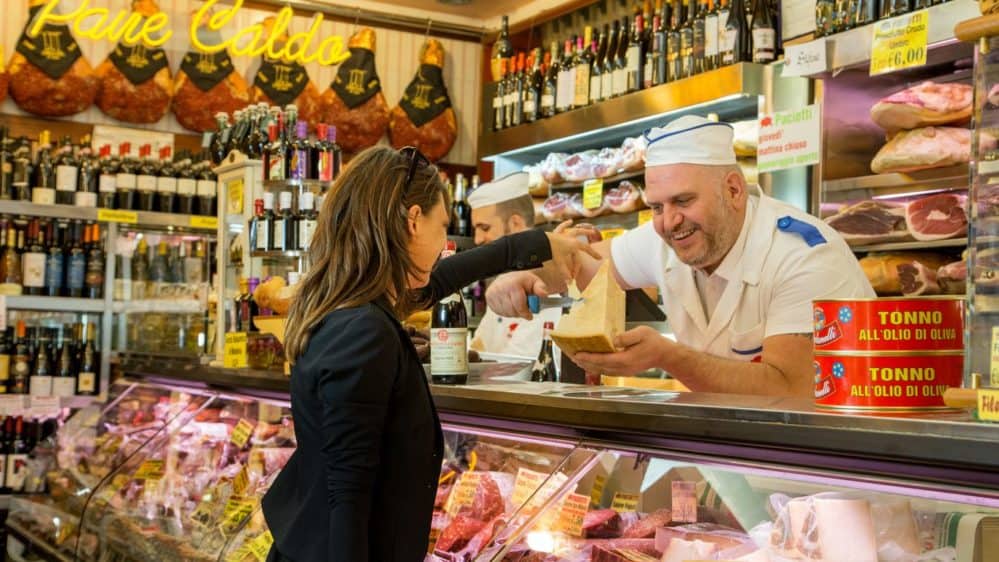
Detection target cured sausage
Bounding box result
[320,28,390,154]
[389,39,457,162]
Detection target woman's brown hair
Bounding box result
[283,146,449,363]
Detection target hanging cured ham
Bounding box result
[0,46,8,105]
[249,16,322,128]
[8,0,98,117]
[172,14,251,132]
[320,28,390,154]
[95,0,173,123]
[389,39,457,162]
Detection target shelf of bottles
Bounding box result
[482,0,778,161]
[805,0,975,76]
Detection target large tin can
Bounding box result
[813,353,963,411]
[812,297,964,353]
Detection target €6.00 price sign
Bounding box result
[870,10,928,76]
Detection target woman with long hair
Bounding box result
[262,146,595,561]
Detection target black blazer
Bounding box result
[262,229,552,561]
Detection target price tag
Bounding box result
[444,471,482,516]
[510,468,568,516]
[201,132,214,149]
[97,209,138,224]
[671,480,698,523]
[248,531,274,562]
[600,228,625,240]
[233,463,250,496]
[227,178,244,215]
[224,332,248,369]
[133,459,166,481]
[190,216,219,230]
[990,327,999,388]
[979,389,999,422]
[870,10,928,76]
[583,179,604,210]
[558,493,590,537]
[0,395,26,416]
[611,492,639,513]
[589,474,606,508]
[225,547,251,562]
[221,497,257,534]
[783,39,828,77]
[637,209,653,226]
[230,418,255,448]
[189,499,215,528]
[28,396,61,418]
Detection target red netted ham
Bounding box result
[824,200,910,245]
[898,261,942,296]
[870,81,973,132]
[584,508,623,538]
[320,28,390,154]
[871,127,992,174]
[904,193,967,241]
[9,0,98,116]
[606,181,647,214]
[937,261,966,294]
[388,39,457,162]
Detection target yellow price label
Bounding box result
[869,10,928,76]
[225,546,251,562]
[611,492,640,513]
[638,209,654,226]
[233,464,250,496]
[190,215,219,230]
[590,474,606,508]
[189,499,215,528]
[133,459,166,481]
[221,497,257,534]
[558,492,590,537]
[601,228,626,240]
[979,389,999,422]
[444,471,482,516]
[583,179,604,210]
[97,209,138,224]
[224,332,248,369]
[990,327,999,388]
[227,178,245,215]
[248,531,274,562]
[231,418,255,449]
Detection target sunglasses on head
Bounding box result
[400,146,432,186]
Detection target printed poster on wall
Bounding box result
[757,104,821,174]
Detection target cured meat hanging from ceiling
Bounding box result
[95,0,174,124]
[0,46,8,105]
[389,39,457,162]
[172,11,251,133]
[8,0,99,117]
[320,28,390,154]
[249,16,322,129]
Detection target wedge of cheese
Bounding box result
[551,260,625,355]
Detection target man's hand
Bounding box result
[568,326,670,376]
[542,230,602,293]
[485,271,551,320]
[554,220,603,244]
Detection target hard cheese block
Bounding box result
[551,260,625,354]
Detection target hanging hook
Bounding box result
[353,7,361,31]
[424,18,433,43]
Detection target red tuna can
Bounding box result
[812,297,964,353]
[813,352,963,412]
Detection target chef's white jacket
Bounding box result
[611,193,874,362]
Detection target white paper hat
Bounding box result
[467,171,530,209]
[644,115,737,167]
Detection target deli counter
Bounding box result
[5,358,998,562]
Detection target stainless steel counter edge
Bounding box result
[118,359,999,491]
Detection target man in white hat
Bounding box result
[485,115,873,396]
[467,171,563,358]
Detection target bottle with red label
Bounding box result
[531,321,558,382]
[430,240,468,385]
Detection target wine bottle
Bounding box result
[54,135,78,206]
[590,26,607,104]
[6,416,28,492]
[491,15,514,82]
[0,329,10,395]
[750,0,776,63]
[32,131,56,205]
[76,323,98,396]
[667,0,683,82]
[175,155,197,215]
[28,328,53,397]
[524,49,543,123]
[557,38,576,112]
[680,0,695,78]
[574,29,593,108]
[84,223,104,299]
[493,58,507,131]
[0,224,22,296]
[96,145,117,209]
[626,13,645,92]
[11,137,32,202]
[298,192,318,251]
[115,143,137,211]
[612,18,630,97]
[65,221,85,298]
[509,52,526,127]
[290,121,310,181]
[210,112,231,164]
[531,321,558,382]
[602,21,619,99]
[44,221,64,297]
[21,219,46,296]
[721,0,751,66]
[156,146,177,214]
[135,144,158,212]
[705,0,720,70]
[52,325,76,398]
[693,0,708,74]
[430,241,468,385]
[541,45,558,118]
[0,127,12,201]
[10,322,30,395]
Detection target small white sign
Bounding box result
[783,39,828,77]
[28,396,62,419]
[0,395,27,416]
[758,105,822,174]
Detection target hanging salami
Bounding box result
[95,0,173,124]
[8,0,98,117]
[249,17,322,127]
[389,39,457,162]
[320,28,390,154]
[172,15,251,132]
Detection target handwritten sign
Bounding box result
[558,493,590,537]
[510,468,568,516]
[590,474,607,508]
[783,39,827,77]
[230,418,255,448]
[611,492,640,513]
[224,332,248,369]
[870,10,929,76]
[221,497,256,534]
[991,327,999,388]
[757,105,821,173]
[979,389,999,422]
[671,480,698,523]
[248,531,274,562]
[226,178,244,216]
[233,464,250,496]
[444,471,483,516]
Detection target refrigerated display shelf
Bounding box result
[0,200,218,232]
[849,237,968,253]
[1,296,105,313]
[479,63,767,160]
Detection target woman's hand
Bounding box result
[542,230,602,293]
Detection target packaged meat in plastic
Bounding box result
[320,28,390,154]
[172,16,251,133]
[524,164,551,197]
[389,39,457,162]
[605,181,647,214]
[568,192,608,218]
[9,0,98,117]
[871,82,973,132]
[540,153,569,185]
[622,508,672,538]
[732,120,759,157]
[871,127,995,174]
[871,499,921,560]
[766,493,878,562]
[560,151,599,183]
[249,17,322,128]
[619,137,647,171]
[592,148,625,178]
[0,46,8,105]
[542,192,572,222]
[95,1,173,124]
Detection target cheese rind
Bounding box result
[551,260,626,355]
